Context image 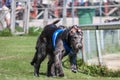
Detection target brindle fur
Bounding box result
[30,20,83,77]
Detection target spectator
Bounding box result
[5,0,24,10]
[15,2,24,20]
[78,0,88,6]
[5,0,24,20]
[1,0,11,29]
[0,0,24,30]
[66,0,79,17]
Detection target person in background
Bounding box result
[0,0,24,29]
[15,2,24,20]
[1,0,11,29]
[5,0,24,10]
[5,0,24,20]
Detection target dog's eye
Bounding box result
[70,30,75,36]
[74,36,77,39]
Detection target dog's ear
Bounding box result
[69,25,77,36]
[65,26,74,40]
[77,27,83,35]
[69,25,83,36]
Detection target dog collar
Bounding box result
[52,29,64,48]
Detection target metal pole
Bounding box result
[11,0,16,34]
[25,0,30,34]
[95,28,103,66]
[118,30,120,45]
[87,30,91,55]
[100,30,104,49]
[98,0,104,65]
[100,0,104,49]
[23,0,30,34]
[82,36,87,63]
[86,0,91,59]
[43,8,48,26]
[62,0,67,26]
[72,0,74,25]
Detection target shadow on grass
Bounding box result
[29,72,46,76]
[39,72,46,76]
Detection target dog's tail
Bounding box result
[52,19,60,24]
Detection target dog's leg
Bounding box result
[69,54,77,73]
[34,56,41,77]
[47,56,56,77]
[34,50,47,76]
[33,42,47,77]
[53,41,65,77]
[30,50,38,65]
[54,54,64,77]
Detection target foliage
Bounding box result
[28,27,43,36]
[0,26,43,36]
[63,58,120,77]
[15,26,24,32]
[78,60,120,77]
[0,28,12,36]
[78,64,120,77]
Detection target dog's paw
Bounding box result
[47,74,51,77]
[71,64,78,73]
[58,73,64,77]
[30,61,34,66]
[34,73,39,77]
[71,68,77,73]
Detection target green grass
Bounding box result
[0,36,120,80]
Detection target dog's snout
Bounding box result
[76,43,82,49]
[78,45,82,49]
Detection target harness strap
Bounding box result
[52,29,72,55]
[52,29,64,48]
[63,40,72,54]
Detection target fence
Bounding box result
[28,0,120,69]
[10,0,30,34]
[1,0,120,69]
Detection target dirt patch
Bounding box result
[102,53,120,71]
[88,53,120,71]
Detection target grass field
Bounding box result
[0,36,120,80]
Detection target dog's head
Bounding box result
[67,25,83,52]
